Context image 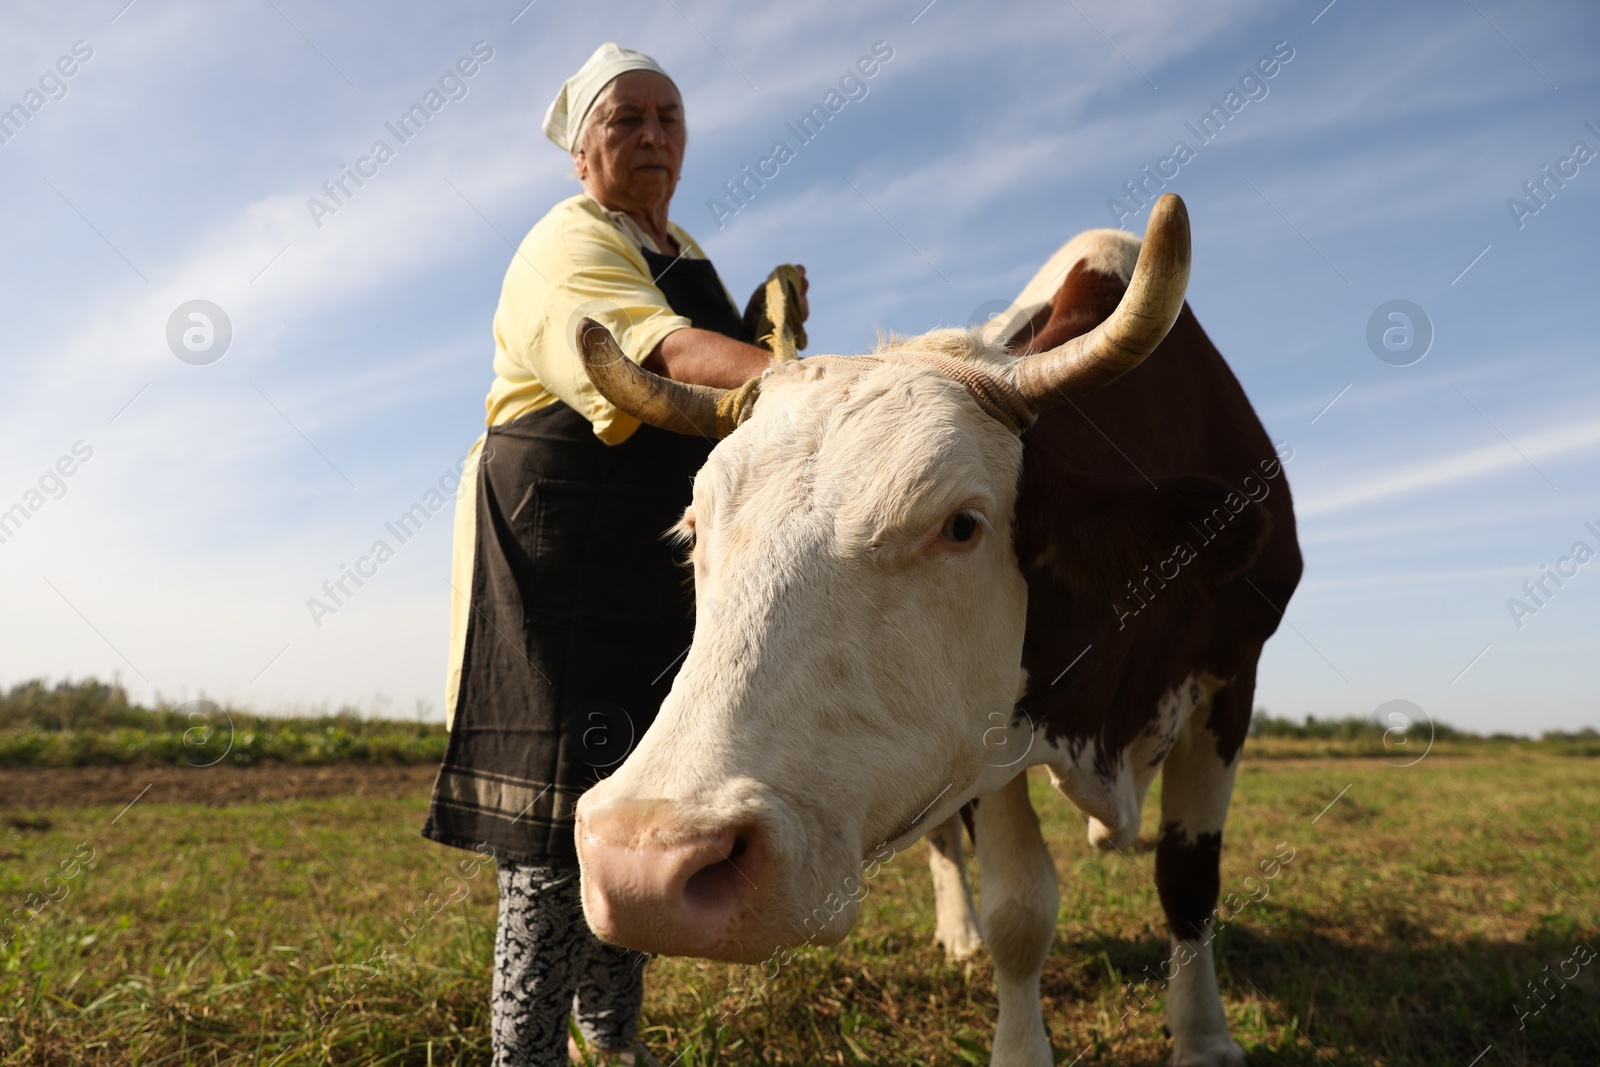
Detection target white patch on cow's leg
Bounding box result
[1165,936,1244,1067]
[1155,699,1245,1067]
[926,812,983,961]
[972,771,1057,1067]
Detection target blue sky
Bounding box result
[0,0,1595,733]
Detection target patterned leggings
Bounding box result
[492,861,647,1067]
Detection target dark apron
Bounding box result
[422,247,752,866]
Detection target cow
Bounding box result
[569,193,1301,1067]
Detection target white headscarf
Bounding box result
[542,42,675,152]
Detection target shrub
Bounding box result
[0,678,447,768]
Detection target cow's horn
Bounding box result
[1011,193,1191,410]
[577,318,730,438]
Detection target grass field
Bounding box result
[2,740,1597,1066]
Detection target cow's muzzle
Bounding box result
[577,796,774,961]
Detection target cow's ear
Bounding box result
[1024,475,1271,603]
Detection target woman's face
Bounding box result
[575,71,686,217]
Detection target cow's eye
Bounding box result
[941,510,981,544]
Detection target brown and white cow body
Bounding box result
[572,196,1301,1067]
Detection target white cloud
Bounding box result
[1297,415,1600,517]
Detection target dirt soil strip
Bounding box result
[0,763,439,811]
[0,755,1486,813]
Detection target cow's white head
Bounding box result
[573,195,1191,963]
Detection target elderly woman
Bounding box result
[422,43,805,1067]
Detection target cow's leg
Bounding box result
[1156,693,1246,1067]
[973,771,1058,1067]
[927,812,983,960]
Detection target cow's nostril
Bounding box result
[681,827,764,917]
[683,855,741,913]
